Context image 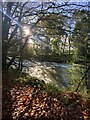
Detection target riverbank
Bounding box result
[11,61,90,91]
[2,71,90,120]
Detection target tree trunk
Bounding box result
[2,2,13,70]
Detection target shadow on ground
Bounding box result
[2,72,14,120]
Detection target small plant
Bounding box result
[45,83,65,95]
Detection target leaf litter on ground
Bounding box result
[2,72,90,120]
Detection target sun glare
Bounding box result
[23,26,30,36]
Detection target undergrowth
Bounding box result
[2,70,90,120]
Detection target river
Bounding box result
[22,61,90,89]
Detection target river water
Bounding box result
[22,61,90,89]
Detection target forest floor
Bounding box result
[2,71,90,120]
